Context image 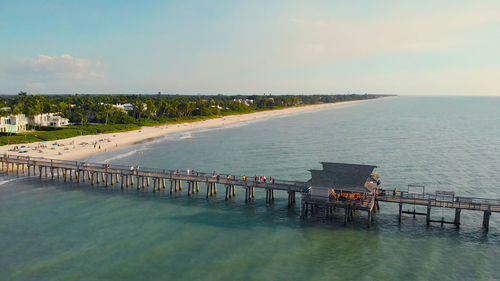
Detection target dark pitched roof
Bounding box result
[308,162,377,193]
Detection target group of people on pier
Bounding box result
[254,175,275,184]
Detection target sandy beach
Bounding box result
[0,100,373,161]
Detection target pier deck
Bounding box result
[1,154,498,231]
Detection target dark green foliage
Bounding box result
[0,92,388,145]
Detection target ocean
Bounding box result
[1,96,499,280]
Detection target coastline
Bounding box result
[0,99,377,161]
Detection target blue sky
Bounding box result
[1,0,499,95]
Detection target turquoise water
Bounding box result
[1,96,500,280]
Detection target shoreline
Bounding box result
[0,99,378,161]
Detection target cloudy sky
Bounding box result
[1,0,499,95]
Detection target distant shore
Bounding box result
[0,99,378,161]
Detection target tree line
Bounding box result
[0,92,384,126]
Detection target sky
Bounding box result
[0,0,499,96]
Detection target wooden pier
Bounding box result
[0,154,302,207]
[1,154,498,232]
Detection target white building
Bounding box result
[113,103,135,111]
[29,113,69,127]
[0,114,28,133]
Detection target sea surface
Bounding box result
[1,96,500,281]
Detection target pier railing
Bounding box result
[0,154,308,191]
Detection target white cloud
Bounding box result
[1,54,106,94]
[17,54,104,79]
[281,9,500,66]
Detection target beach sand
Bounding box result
[0,100,373,161]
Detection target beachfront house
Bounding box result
[0,114,28,133]
[28,113,69,127]
[307,162,380,200]
[233,98,254,106]
[112,103,134,112]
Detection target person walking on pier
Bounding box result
[254,175,258,182]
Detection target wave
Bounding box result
[103,149,139,162]
[178,133,193,140]
[0,177,21,186]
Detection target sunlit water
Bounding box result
[1,96,499,280]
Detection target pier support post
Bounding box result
[454,208,461,227]
[344,205,348,225]
[426,200,432,226]
[368,209,373,228]
[110,173,114,186]
[105,173,109,187]
[91,172,95,186]
[39,166,43,179]
[483,207,492,232]
[398,203,403,224]
[121,175,125,189]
